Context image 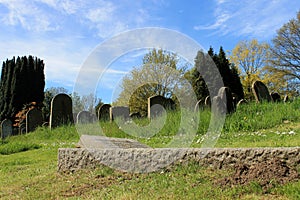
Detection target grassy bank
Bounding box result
[0,99,299,199]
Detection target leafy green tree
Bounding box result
[42,87,70,121]
[269,11,300,93]
[115,48,187,116]
[230,39,270,99]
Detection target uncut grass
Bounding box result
[87,99,300,147]
[1,149,299,200]
[1,100,300,199]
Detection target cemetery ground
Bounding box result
[0,101,300,199]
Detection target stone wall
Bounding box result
[58,147,300,173]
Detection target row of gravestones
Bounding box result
[0,81,290,139]
[95,95,176,122]
[194,80,291,114]
[1,93,174,139]
[0,93,73,139]
[0,108,44,140]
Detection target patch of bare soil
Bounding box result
[216,159,299,192]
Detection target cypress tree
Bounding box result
[0,55,45,122]
[190,47,244,101]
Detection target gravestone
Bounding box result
[211,96,226,115]
[73,113,77,123]
[237,99,248,107]
[283,95,289,103]
[26,108,43,133]
[49,93,74,129]
[204,96,211,107]
[1,119,12,139]
[77,135,150,149]
[130,112,141,119]
[42,122,49,127]
[76,111,96,124]
[19,123,26,134]
[271,92,281,102]
[98,104,111,121]
[252,81,272,103]
[110,106,130,121]
[218,87,235,114]
[147,95,176,119]
[194,99,204,112]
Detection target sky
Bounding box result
[0,0,299,103]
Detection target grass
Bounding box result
[0,99,300,199]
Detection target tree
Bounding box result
[269,11,300,93]
[42,87,70,121]
[230,39,270,99]
[114,48,187,116]
[0,56,45,122]
[188,47,244,101]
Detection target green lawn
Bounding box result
[0,100,300,199]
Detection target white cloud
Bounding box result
[0,0,154,38]
[0,0,59,31]
[194,0,300,39]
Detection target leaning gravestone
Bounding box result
[147,95,176,119]
[49,93,74,129]
[19,123,26,134]
[218,87,235,114]
[271,92,281,102]
[204,96,211,107]
[1,119,12,139]
[26,108,43,133]
[237,99,248,107]
[252,81,272,103]
[98,104,111,121]
[77,111,96,124]
[130,112,141,119]
[212,96,226,115]
[110,106,130,121]
[194,99,204,112]
[284,95,289,103]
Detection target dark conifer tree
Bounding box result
[0,56,45,122]
[190,47,244,101]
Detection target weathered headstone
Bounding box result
[77,135,150,149]
[218,87,235,114]
[98,104,111,121]
[271,92,281,102]
[237,99,248,107]
[49,93,74,129]
[211,96,226,115]
[284,95,289,103]
[42,122,49,127]
[110,106,130,121]
[130,112,141,119]
[73,113,77,123]
[252,81,272,103]
[1,119,12,139]
[26,108,43,133]
[76,111,96,124]
[194,99,204,112]
[204,96,211,107]
[147,95,176,118]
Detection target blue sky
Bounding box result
[0,0,299,103]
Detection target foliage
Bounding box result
[188,47,244,101]
[114,48,188,116]
[42,87,70,121]
[269,11,300,95]
[42,87,103,119]
[230,39,270,99]
[0,102,300,199]
[0,56,45,122]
